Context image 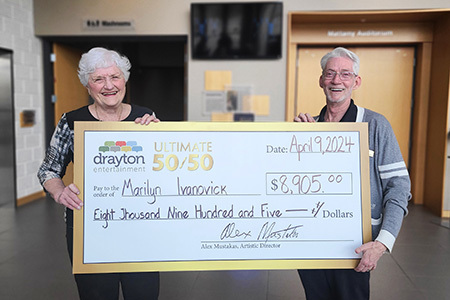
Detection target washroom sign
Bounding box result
[73,121,371,274]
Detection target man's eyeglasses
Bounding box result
[322,70,357,81]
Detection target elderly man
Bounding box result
[294,47,411,300]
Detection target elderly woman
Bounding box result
[38,47,160,299]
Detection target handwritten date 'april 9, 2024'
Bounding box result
[266,134,355,161]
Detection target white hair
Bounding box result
[320,47,360,75]
[77,47,131,86]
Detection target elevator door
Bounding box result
[296,47,415,165]
[0,50,16,206]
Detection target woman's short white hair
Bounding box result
[320,47,360,75]
[78,47,131,86]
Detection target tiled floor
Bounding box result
[0,198,449,300]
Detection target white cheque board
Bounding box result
[73,122,371,274]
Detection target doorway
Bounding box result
[286,9,450,215]
[0,49,16,207]
[43,36,187,129]
[295,46,415,165]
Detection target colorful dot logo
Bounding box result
[98,141,143,153]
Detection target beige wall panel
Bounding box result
[352,47,414,165]
[53,44,89,124]
[440,18,450,214]
[285,43,298,120]
[53,44,90,186]
[409,43,432,204]
[204,71,232,91]
[296,48,333,116]
[296,47,414,165]
[424,16,450,216]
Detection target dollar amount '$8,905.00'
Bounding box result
[267,173,352,195]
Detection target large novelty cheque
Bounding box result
[73,122,371,274]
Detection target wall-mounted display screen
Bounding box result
[191,2,283,60]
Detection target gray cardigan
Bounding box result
[360,106,411,251]
[316,104,411,252]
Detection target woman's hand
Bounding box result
[56,183,83,210]
[44,178,83,210]
[135,113,160,125]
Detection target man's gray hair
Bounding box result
[320,47,360,75]
[78,47,131,86]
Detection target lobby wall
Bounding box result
[1,0,44,200]
[7,0,450,201]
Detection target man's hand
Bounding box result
[294,113,315,123]
[354,241,387,272]
[134,113,160,125]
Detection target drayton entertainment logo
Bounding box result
[93,141,145,168]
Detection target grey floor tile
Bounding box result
[409,275,450,295]
[370,289,427,300]
[400,260,450,278]
[422,290,450,300]
[189,270,268,300]
[267,270,306,300]
[159,271,200,299]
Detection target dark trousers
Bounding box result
[72,272,159,300]
[298,269,370,300]
[66,210,160,300]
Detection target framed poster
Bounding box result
[73,122,371,274]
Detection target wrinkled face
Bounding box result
[87,65,126,108]
[319,56,361,104]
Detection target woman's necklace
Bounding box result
[94,103,123,121]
